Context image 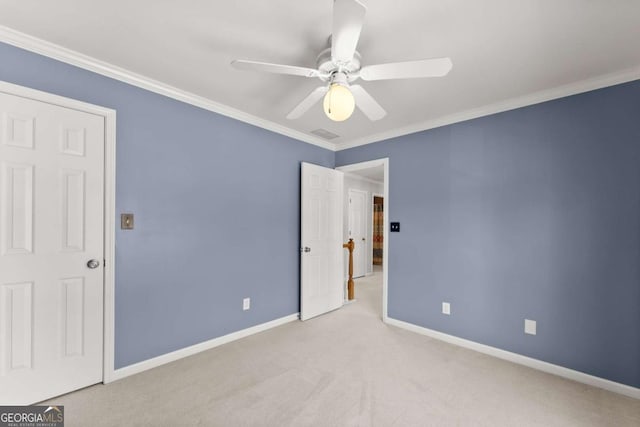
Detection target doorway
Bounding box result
[336,158,388,320]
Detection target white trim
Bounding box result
[0,25,334,151]
[0,80,117,386]
[338,159,388,173]
[0,79,115,117]
[3,26,639,153]
[382,161,389,321]
[385,317,640,400]
[336,66,640,151]
[102,109,116,384]
[337,158,389,321]
[110,313,299,381]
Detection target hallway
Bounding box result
[346,265,383,320]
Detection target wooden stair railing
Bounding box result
[343,238,355,300]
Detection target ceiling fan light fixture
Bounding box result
[323,83,355,122]
[231,0,450,122]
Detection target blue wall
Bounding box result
[0,42,334,368]
[2,40,639,388]
[337,80,640,388]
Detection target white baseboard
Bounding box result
[107,313,299,383]
[385,317,640,400]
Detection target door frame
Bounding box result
[347,188,368,279]
[0,80,117,384]
[336,158,389,321]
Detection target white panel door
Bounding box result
[0,91,104,404]
[300,162,343,321]
[348,189,367,278]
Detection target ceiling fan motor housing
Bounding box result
[316,47,361,83]
[329,71,350,87]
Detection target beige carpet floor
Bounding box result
[45,268,639,426]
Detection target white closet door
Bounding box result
[0,91,105,404]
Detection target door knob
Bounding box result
[301,247,311,253]
[87,259,100,269]
[362,238,366,241]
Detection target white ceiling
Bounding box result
[1,1,639,149]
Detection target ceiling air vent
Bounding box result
[311,129,339,140]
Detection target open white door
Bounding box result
[300,162,343,321]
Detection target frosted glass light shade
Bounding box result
[323,84,355,121]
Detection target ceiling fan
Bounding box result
[231,0,452,122]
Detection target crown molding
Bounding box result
[0,25,337,151]
[337,66,640,151]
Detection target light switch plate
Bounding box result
[243,298,250,311]
[121,213,134,230]
[525,319,537,335]
[442,302,451,315]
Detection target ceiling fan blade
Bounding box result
[360,57,453,81]
[331,0,367,64]
[350,85,386,121]
[231,60,320,78]
[287,87,328,120]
